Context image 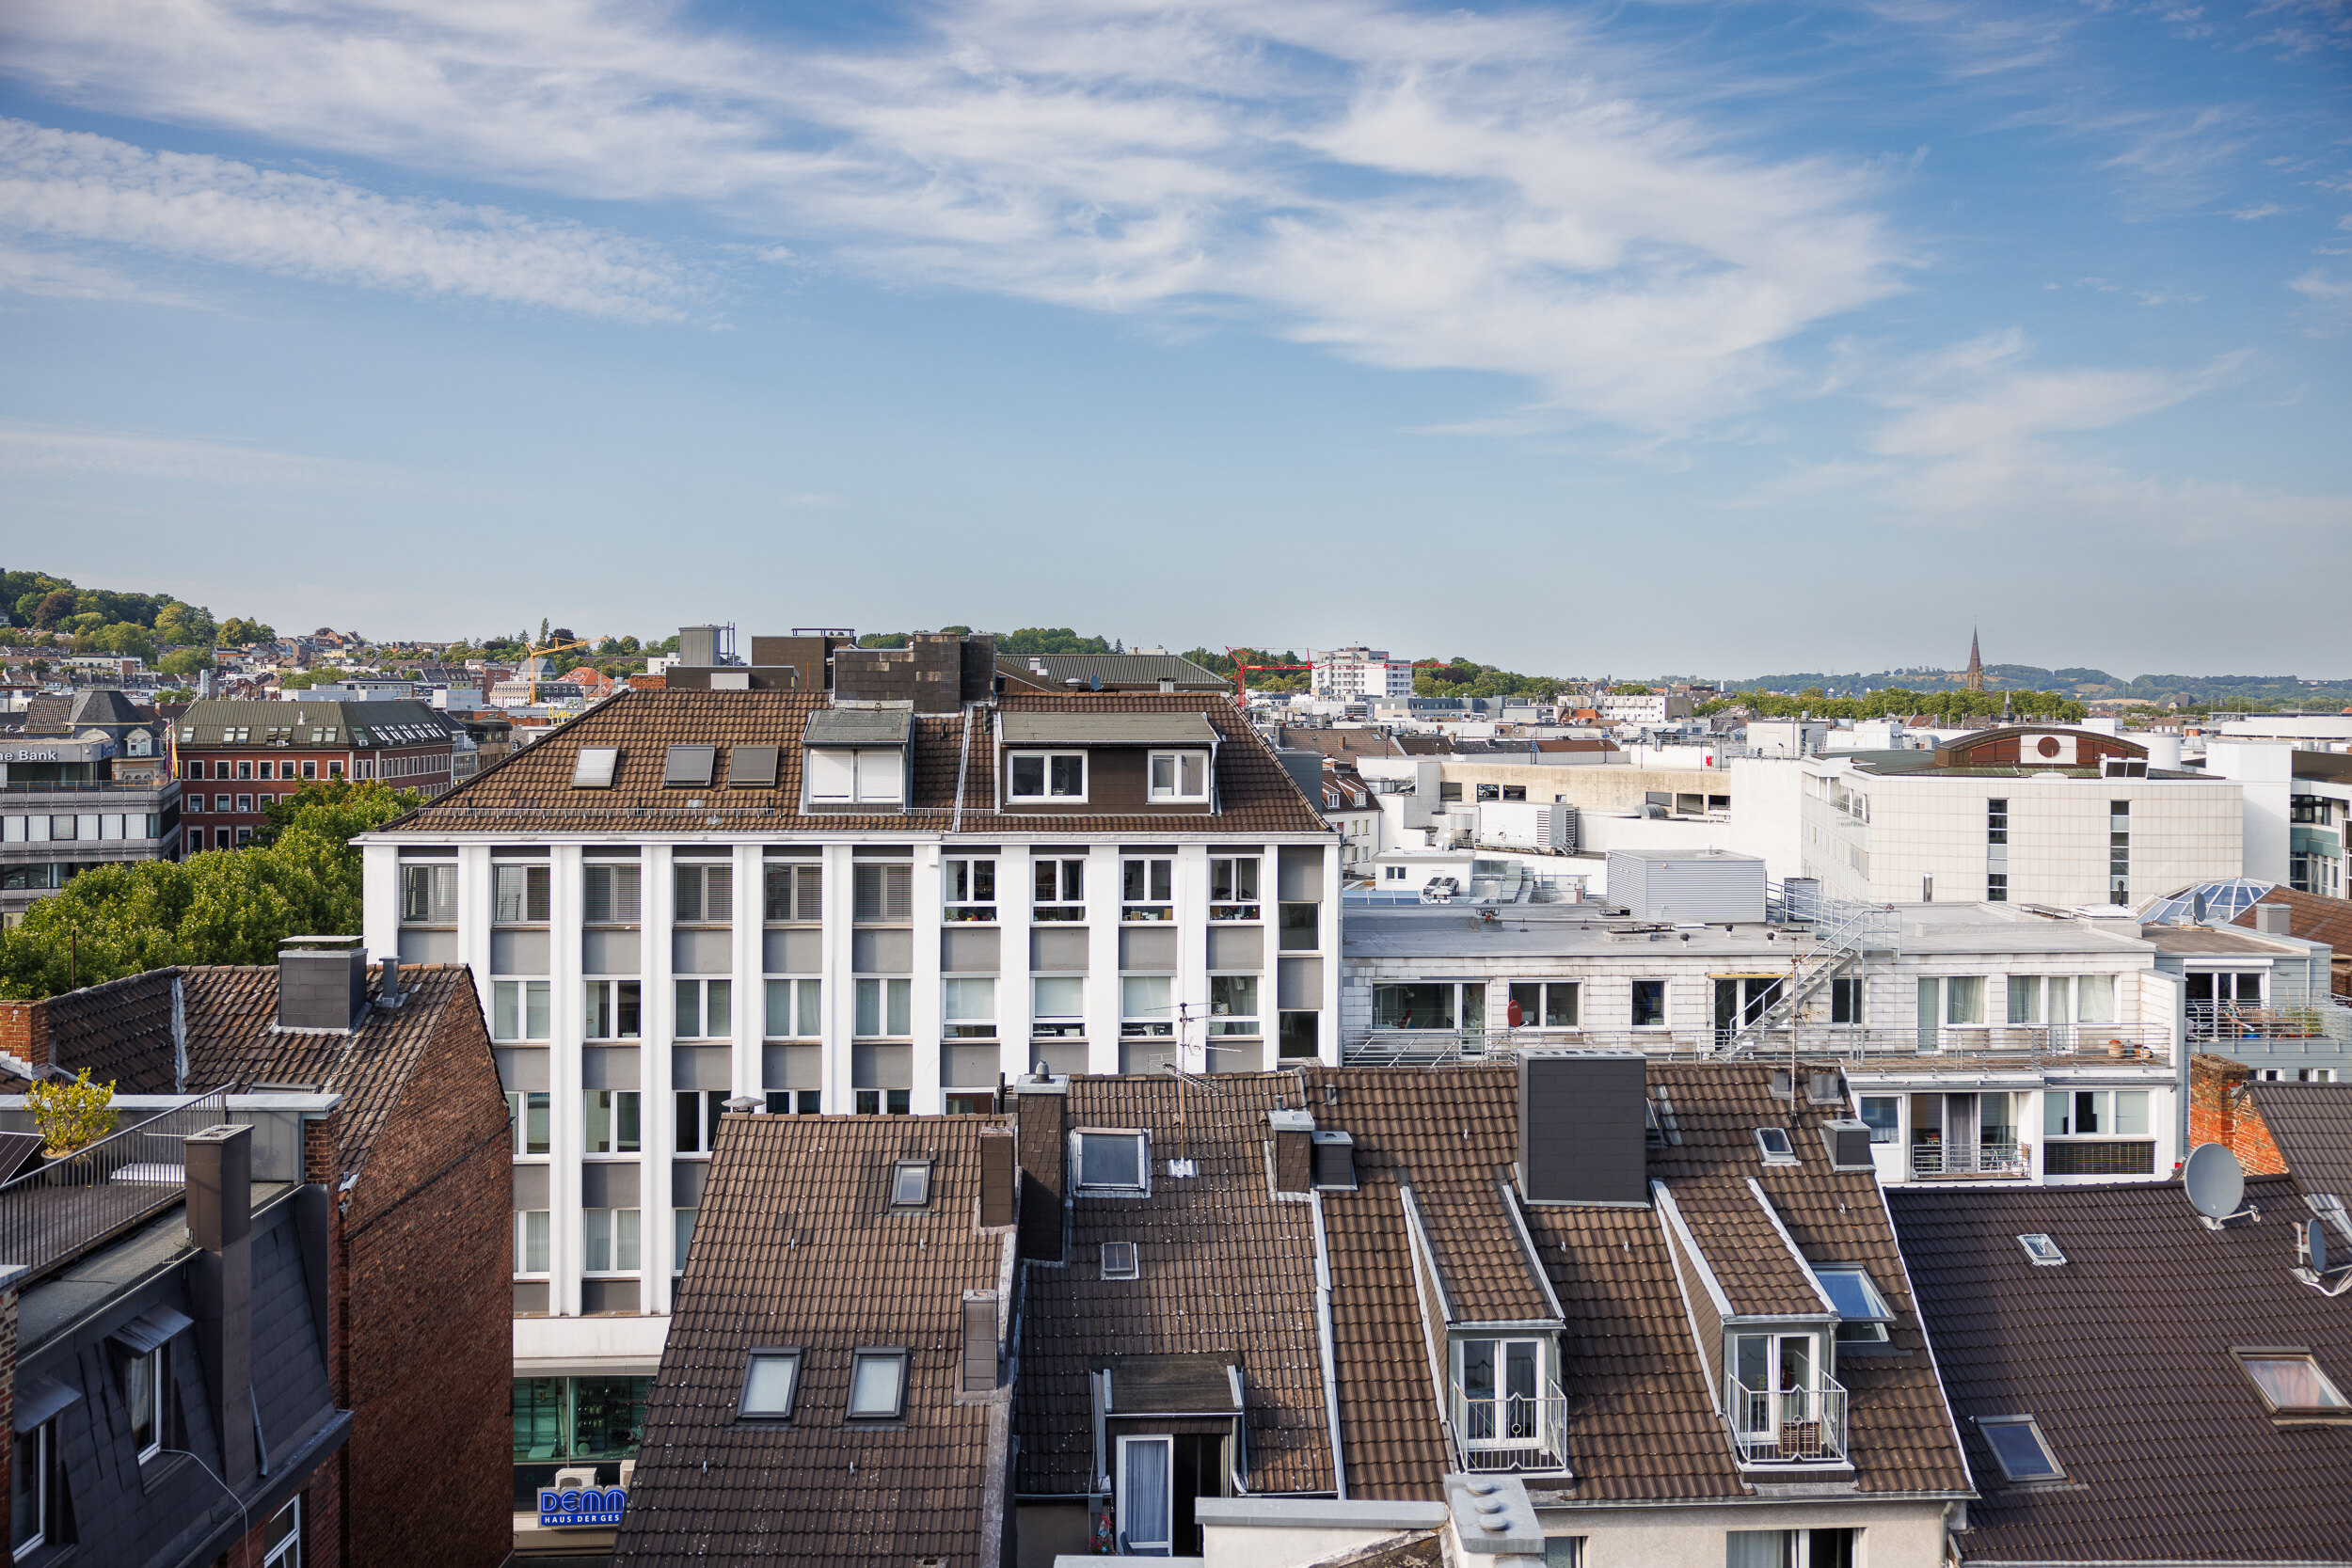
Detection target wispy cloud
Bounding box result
[0,418,372,485]
[0,240,205,307]
[0,0,1907,432]
[2290,267,2352,334]
[0,119,708,322]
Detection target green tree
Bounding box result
[27,1069,116,1155]
[152,602,217,646]
[218,617,275,645]
[30,589,76,630]
[158,648,215,678]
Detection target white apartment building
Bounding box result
[1312,646,1415,701]
[2200,730,2352,900]
[1801,725,2244,908]
[1596,689,1695,725]
[357,682,1340,1409]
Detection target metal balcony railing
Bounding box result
[1342,1023,2174,1069]
[2187,1001,2352,1046]
[0,1088,230,1284]
[1725,1372,1849,1465]
[1908,1139,2028,1179]
[1451,1380,1570,1474]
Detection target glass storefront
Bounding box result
[512,1375,651,1510]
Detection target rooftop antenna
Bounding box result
[2183,1142,2259,1230]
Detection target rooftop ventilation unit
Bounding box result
[277,938,368,1033]
[1819,1118,1874,1171]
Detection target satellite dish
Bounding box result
[2308,1219,2329,1275]
[1089,674,1102,691]
[2184,1142,2248,1223]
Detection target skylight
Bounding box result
[2017,1233,2068,1266]
[664,744,717,787]
[1076,1131,1148,1193]
[737,1349,802,1419]
[1978,1416,2065,1482]
[848,1350,908,1420]
[572,747,620,788]
[2237,1352,2352,1418]
[728,745,779,788]
[890,1160,931,1209]
[1816,1264,1896,1344]
[1753,1127,1798,1166]
[1102,1242,1139,1280]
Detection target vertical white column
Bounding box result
[735,843,764,1099]
[824,843,855,1111]
[1177,844,1211,1071]
[549,845,585,1320]
[360,841,401,964]
[457,844,493,1016]
[642,845,673,1318]
[999,847,1033,1085]
[1086,842,1122,1075]
[1320,839,1343,1066]
[912,843,945,1113]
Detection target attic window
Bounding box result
[1816,1264,1896,1344]
[2017,1233,2068,1266]
[1769,1069,1794,1101]
[728,745,779,787]
[1102,1242,1139,1279]
[664,745,717,787]
[573,748,620,788]
[1311,1132,1358,1191]
[1075,1131,1148,1194]
[847,1349,909,1420]
[1977,1416,2065,1482]
[889,1160,932,1209]
[2236,1352,2352,1421]
[737,1349,803,1419]
[1753,1128,1798,1166]
[1806,1071,1844,1106]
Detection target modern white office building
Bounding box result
[1311,646,1415,701]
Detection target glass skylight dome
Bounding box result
[2138,879,2277,926]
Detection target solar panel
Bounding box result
[0,1131,40,1184]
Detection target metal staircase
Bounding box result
[1718,897,1899,1057]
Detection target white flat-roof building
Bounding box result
[1312,646,1414,702]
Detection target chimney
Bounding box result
[377,956,401,1006]
[1270,1110,1314,1195]
[186,1123,255,1491]
[278,940,368,1032]
[1517,1052,1647,1206]
[2252,902,2292,937]
[1011,1078,1068,1262]
[978,1130,1017,1228]
[960,1291,1000,1394]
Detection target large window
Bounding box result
[583,1209,642,1274]
[584,981,641,1039]
[675,978,732,1039]
[1208,975,1260,1037]
[805,748,904,805]
[765,978,821,1037]
[507,1091,550,1157]
[583,863,643,924]
[855,977,912,1037]
[1034,858,1086,921]
[1726,1530,1856,1568]
[2043,1089,2149,1137]
[853,863,913,923]
[1147,751,1208,801]
[1034,976,1086,1037]
[1209,855,1260,920]
[493,863,550,923]
[1009,752,1086,801]
[764,862,822,921]
[1506,982,1578,1029]
[515,1211,550,1275]
[1456,1337,1544,1449]
[675,863,733,923]
[1077,1131,1148,1192]
[1118,1434,1173,1555]
[1373,982,1475,1031]
[675,1090,727,1154]
[493,980,550,1041]
[512,1376,652,1508]
[584,1090,642,1153]
[1122,857,1173,921]
[400,862,456,923]
[944,977,996,1039]
[946,857,996,921]
[1120,975,1173,1037]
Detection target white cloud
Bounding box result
[0,0,1906,431]
[0,240,205,307]
[2290,267,2352,334]
[0,119,707,322]
[0,418,369,485]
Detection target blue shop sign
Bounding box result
[539,1484,628,1528]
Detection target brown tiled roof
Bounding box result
[384,689,1328,837]
[1013,1071,1336,1497]
[614,1113,1010,1568]
[2243,1081,2352,1196]
[1891,1177,2352,1563]
[40,970,180,1094]
[2234,887,2352,993]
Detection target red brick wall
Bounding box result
[2187,1053,2287,1175]
[332,984,514,1568]
[0,998,51,1068]
[217,1470,342,1568]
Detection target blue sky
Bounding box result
[0,0,2344,678]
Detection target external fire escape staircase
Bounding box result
[1716,892,1900,1058]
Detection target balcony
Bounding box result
[1342,1023,2174,1069]
[2187,1001,2352,1047]
[1724,1372,1849,1466]
[1908,1139,2028,1180]
[0,1089,230,1285]
[1450,1379,1570,1475]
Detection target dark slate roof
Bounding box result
[174,698,448,748]
[36,970,180,1094]
[21,689,151,734]
[1014,1071,1336,1498]
[383,689,1328,837]
[1891,1177,2352,1564]
[802,707,913,746]
[614,1113,1011,1568]
[2244,1081,2352,1196]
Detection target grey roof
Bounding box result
[1341,904,2151,961]
[175,698,449,748]
[1000,711,1219,746]
[2138,925,2299,957]
[1004,653,1228,689]
[801,706,913,746]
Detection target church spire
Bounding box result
[1965,628,1984,693]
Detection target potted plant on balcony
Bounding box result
[26,1069,117,1160]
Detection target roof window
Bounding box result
[664,744,717,787]
[1977,1415,2065,1482]
[1753,1127,1798,1166]
[1075,1131,1148,1194]
[1102,1242,1139,1279]
[2235,1351,2352,1421]
[1816,1264,1896,1344]
[573,747,620,788]
[2017,1233,2068,1266]
[737,1349,802,1419]
[728,745,779,787]
[847,1349,908,1420]
[889,1160,932,1209]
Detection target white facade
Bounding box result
[1311,647,1413,701]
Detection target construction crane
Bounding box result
[520,636,599,705]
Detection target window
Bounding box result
[1147,751,1208,801]
[493,980,551,1041]
[1815,1265,1895,1344]
[1456,1337,1545,1449]
[1977,1415,2065,1481]
[1278,1011,1319,1060]
[1033,975,1087,1037]
[1208,974,1259,1036]
[236,826,254,846]
[1631,980,1667,1028]
[890,1160,932,1208]
[2043,1089,2149,1137]
[663,744,716,787]
[1034,857,1086,920]
[1506,981,1579,1029]
[1008,752,1086,801]
[2075,973,2116,1023]
[1383,864,1406,881]
[1544,1542,1584,1568]
[1077,1131,1148,1192]
[767,1089,823,1115]
[855,978,912,1037]
[805,748,905,805]
[674,1208,696,1272]
[127,1339,170,1460]
[1102,1241,1139,1279]
[946,857,996,921]
[764,862,822,921]
[675,978,732,1038]
[1725,1531,1855,1568]
[236,760,252,780]
[2017,1233,2067,1265]
[848,1350,908,1419]
[2108,800,2131,901]
[508,1092,550,1157]
[1117,1435,1173,1555]
[944,977,996,1038]
[584,981,642,1039]
[853,863,913,922]
[261,1497,301,1568]
[302,760,317,781]
[1278,901,1318,951]
[584,1090,642,1154]
[1943,975,1986,1025]
[675,863,733,923]
[1986,798,2008,844]
[1857,1097,1899,1143]
[1829,977,1863,1026]
[765,978,822,1037]
[738,1350,803,1419]
[573,747,620,787]
[1120,975,1173,1037]
[675,1090,728,1154]
[2236,1353,2351,1418]
[854,1089,912,1115]
[1754,1127,1798,1165]
[583,863,643,924]
[1209,855,1259,919]
[401,862,457,923]
[493,863,550,923]
[1122,857,1174,921]
[515,1211,550,1274]
[583,1209,642,1274]
[11,1416,56,1555]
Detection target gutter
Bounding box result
[1307,1191,1348,1499]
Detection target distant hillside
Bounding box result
[1732,665,2352,712]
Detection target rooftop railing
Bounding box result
[0,1088,230,1284]
[1725,1373,1848,1466]
[1451,1379,1570,1475]
[2186,1001,2352,1047]
[1343,1023,2173,1069]
[0,779,176,795]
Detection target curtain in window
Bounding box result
[2076,974,2116,1022]
[1122,1438,1171,1551]
[1724,1531,1792,1568]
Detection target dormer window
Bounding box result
[806,748,903,806]
[1147,751,1208,801]
[1009,752,1086,801]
